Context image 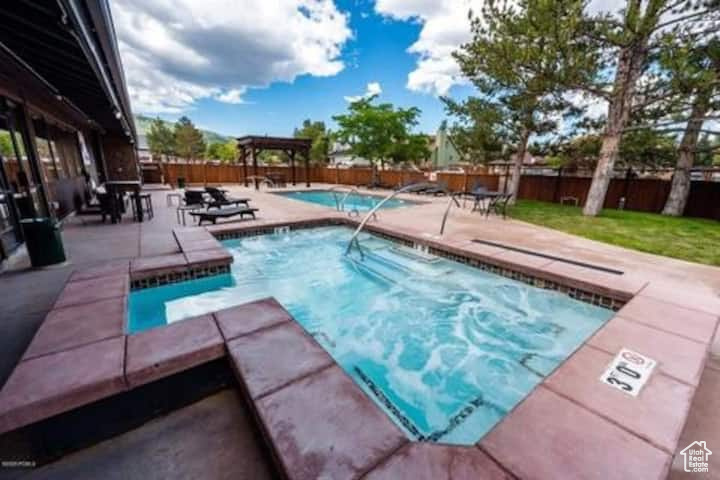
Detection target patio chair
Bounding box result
[485,193,511,219]
[74,191,114,223]
[204,187,251,209]
[422,182,450,196]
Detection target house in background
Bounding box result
[137,134,152,162]
[329,142,371,167]
[429,123,462,169]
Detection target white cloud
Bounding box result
[216,88,248,104]
[111,0,352,113]
[374,0,483,96]
[344,81,383,102]
[374,0,637,97]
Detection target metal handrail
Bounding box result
[329,186,347,211]
[340,187,361,211]
[345,182,437,256]
[440,193,462,235]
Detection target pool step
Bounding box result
[346,253,409,285]
[390,245,441,264]
[371,248,449,278]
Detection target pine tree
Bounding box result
[452,0,598,202]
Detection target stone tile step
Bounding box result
[227,321,334,399]
[0,337,127,435]
[184,248,232,268]
[617,295,719,344]
[125,314,225,388]
[481,387,671,480]
[639,281,720,317]
[215,297,293,341]
[69,259,130,282]
[589,316,709,386]
[130,253,189,281]
[53,274,129,309]
[253,365,407,480]
[22,297,126,360]
[364,443,512,479]
[545,345,694,453]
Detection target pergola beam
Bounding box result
[236,136,313,190]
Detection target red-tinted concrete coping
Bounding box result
[227,321,334,399]
[53,273,128,309]
[0,337,126,434]
[215,297,293,340]
[173,227,222,252]
[125,314,225,388]
[638,280,720,317]
[69,259,130,282]
[589,316,708,386]
[254,365,407,480]
[22,297,126,360]
[545,345,694,453]
[365,443,512,480]
[617,294,719,344]
[184,248,232,267]
[481,387,671,480]
[130,253,188,281]
[222,300,408,480]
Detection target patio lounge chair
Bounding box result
[184,190,208,207]
[205,187,251,209]
[422,182,450,196]
[189,206,259,225]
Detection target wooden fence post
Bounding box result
[553,167,563,203]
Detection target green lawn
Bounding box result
[507,200,720,266]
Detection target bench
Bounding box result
[189,207,258,225]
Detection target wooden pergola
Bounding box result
[237,136,312,190]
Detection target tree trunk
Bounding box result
[583,10,650,216]
[507,127,530,205]
[662,93,710,216]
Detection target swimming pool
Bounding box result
[273,189,418,211]
[128,226,613,445]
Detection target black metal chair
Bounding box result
[485,194,511,219]
[74,191,114,223]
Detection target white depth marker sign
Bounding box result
[600,348,657,397]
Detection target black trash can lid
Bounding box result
[20,217,52,224]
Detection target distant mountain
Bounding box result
[134,114,232,144]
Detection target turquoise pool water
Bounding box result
[274,189,417,211]
[128,227,613,445]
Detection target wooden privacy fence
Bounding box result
[149,163,719,220]
[517,174,720,220]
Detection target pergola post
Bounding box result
[304,147,310,188]
[252,148,259,190]
[240,146,248,187]
[290,150,296,186]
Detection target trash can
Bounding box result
[177,177,186,189]
[20,218,66,267]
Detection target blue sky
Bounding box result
[111,0,479,138]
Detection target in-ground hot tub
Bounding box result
[128,226,613,445]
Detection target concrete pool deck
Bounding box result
[1,184,719,479]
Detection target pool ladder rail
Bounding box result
[345,182,459,257]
